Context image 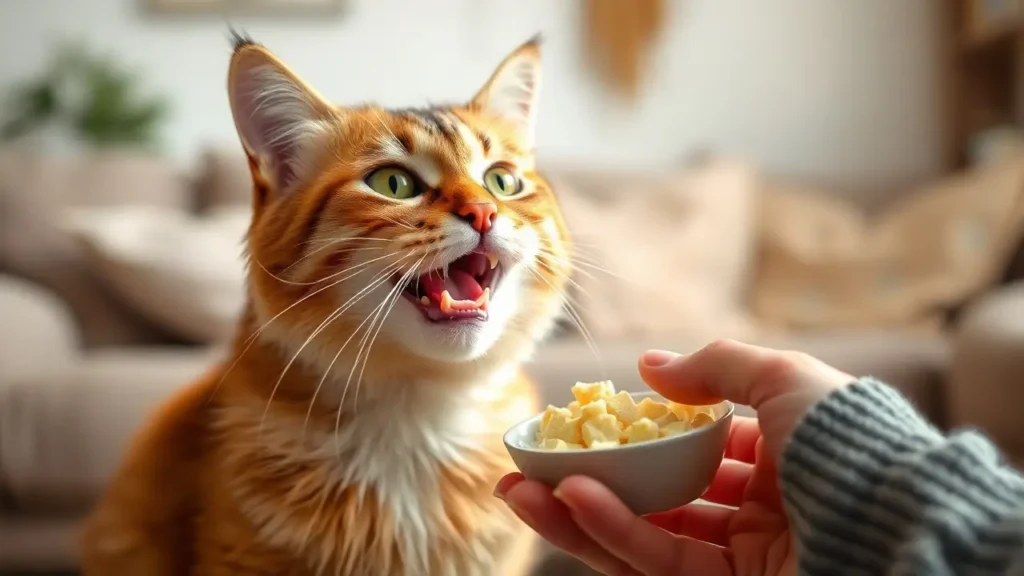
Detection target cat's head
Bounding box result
[228,33,571,373]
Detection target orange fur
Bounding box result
[81,35,570,576]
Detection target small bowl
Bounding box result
[503,391,734,515]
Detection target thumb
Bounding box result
[637,340,798,408]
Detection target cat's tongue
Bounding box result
[417,271,484,303]
[445,270,484,301]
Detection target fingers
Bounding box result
[555,476,731,576]
[639,340,796,409]
[494,472,525,497]
[645,502,733,546]
[726,416,761,463]
[701,459,753,507]
[500,478,641,576]
[744,439,783,510]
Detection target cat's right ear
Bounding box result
[227,35,335,208]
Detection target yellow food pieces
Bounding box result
[535,380,718,450]
[539,438,584,450]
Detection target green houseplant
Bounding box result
[1,41,169,150]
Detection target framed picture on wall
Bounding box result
[144,0,345,17]
[964,0,1022,46]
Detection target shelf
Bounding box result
[962,20,1020,52]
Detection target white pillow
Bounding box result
[62,205,250,344]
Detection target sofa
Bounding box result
[3,145,1024,573]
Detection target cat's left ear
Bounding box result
[470,35,542,148]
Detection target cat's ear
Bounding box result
[470,35,543,148]
[227,34,335,202]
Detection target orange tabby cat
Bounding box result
[79,33,572,576]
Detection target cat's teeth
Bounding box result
[440,290,455,314]
[420,296,430,306]
[439,289,487,314]
[476,287,490,311]
[487,253,499,270]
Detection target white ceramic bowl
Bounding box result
[504,391,734,515]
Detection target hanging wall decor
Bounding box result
[583,0,666,100]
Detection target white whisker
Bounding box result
[260,258,409,436]
[525,264,604,375]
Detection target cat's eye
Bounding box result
[366,168,417,200]
[483,166,521,197]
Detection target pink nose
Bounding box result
[457,202,497,233]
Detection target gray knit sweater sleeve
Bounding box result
[780,377,1024,575]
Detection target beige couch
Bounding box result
[3,146,1024,573]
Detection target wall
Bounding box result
[0,0,944,196]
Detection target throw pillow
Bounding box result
[61,205,250,344]
[549,159,761,342]
[751,155,1024,331]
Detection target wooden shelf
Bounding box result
[962,21,1019,52]
[944,0,1024,170]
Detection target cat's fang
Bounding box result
[487,253,499,270]
[440,290,454,314]
[420,296,430,306]
[476,287,491,311]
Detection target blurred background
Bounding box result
[3,0,1024,574]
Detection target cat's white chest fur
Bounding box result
[229,370,525,576]
[331,382,496,568]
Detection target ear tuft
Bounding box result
[227,26,259,53]
[471,36,543,148]
[227,44,333,198]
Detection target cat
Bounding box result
[79,32,573,576]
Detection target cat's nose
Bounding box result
[456,202,497,234]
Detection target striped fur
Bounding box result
[81,36,566,576]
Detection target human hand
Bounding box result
[496,339,854,575]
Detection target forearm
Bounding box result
[781,378,1024,574]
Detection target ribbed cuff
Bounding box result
[780,377,1024,575]
[780,378,944,573]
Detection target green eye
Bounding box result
[366,168,417,199]
[483,166,521,197]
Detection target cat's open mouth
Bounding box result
[397,250,503,322]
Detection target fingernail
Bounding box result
[493,473,524,502]
[642,349,679,368]
[552,486,575,511]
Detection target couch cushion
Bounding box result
[0,147,193,348]
[525,331,949,426]
[0,347,219,512]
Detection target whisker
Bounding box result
[525,264,604,376]
[535,249,599,283]
[282,241,385,274]
[352,256,424,412]
[301,252,418,433]
[205,253,403,407]
[344,263,416,410]
[536,246,640,287]
[332,257,422,450]
[534,258,594,306]
[381,216,417,231]
[258,258,409,436]
[256,249,402,287]
[536,234,603,255]
[535,237,609,268]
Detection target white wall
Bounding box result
[0,0,944,195]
